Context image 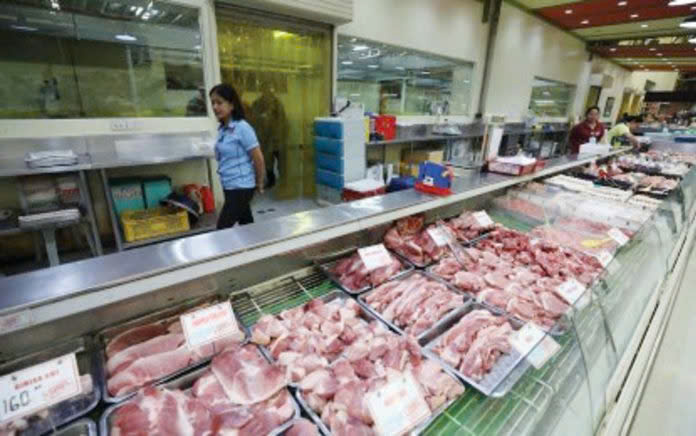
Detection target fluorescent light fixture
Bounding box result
[115,33,137,41]
[680,16,696,28]
[194,44,202,50]
[395,66,406,70]
[670,0,696,6]
[421,71,431,75]
[130,5,137,11]
[630,13,639,18]
[11,24,37,31]
[350,94,361,97]
[141,13,151,20]
[463,80,471,84]
[641,24,649,28]
[689,36,696,43]
[352,45,369,51]
[368,64,379,68]
[341,61,353,65]
[273,31,293,38]
[618,1,627,5]
[350,38,357,42]
[135,6,144,16]
[565,9,573,14]
[610,48,617,51]
[581,19,589,24]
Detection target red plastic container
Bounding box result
[342,186,386,202]
[375,115,397,140]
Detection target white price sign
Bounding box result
[366,371,431,436]
[427,227,452,247]
[0,353,81,424]
[595,251,613,268]
[556,279,587,306]
[607,228,630,246]
[180,301,241,349]
[358,244,393,272]
[526,336,561,369]
[509,323,546,357]
[473,211,494,228]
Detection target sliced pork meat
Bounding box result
[330,252,405,292]
[106,333,185,376]
[106,324,169,358]
[286,418,320,436]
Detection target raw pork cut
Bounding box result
[286,418,320,436]
[107,333,184,375]
[330,252,404,292]
[106,324,169,358]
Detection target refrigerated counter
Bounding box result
[0,146,694,436]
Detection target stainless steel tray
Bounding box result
[357,270,470,340]
[293,364,461,436]
[54,418,97,436]
[0,337,100,436]
[418,302,534,397]
[316,249,415,295]
[250,290,398,386]
[97,295,247,403]
[100,346,299,436]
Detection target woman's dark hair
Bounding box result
[585,106,600,116]
[623,115,644,124]
[209,84,245,122]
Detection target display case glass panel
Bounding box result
[336,35,475,116]
[0,0,205,119]
[529,77,576,118]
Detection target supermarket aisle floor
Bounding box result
[629,242,696,436]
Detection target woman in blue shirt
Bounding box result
[209,84,266,229]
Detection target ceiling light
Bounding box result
[115,33,137,42]
[689,36,696,43]
[421,71,431,75]
[610,48,617,51]
[641,24,649,28]
[395,66,406,70]
[135,6,144,16]
[193,44,201,50]
[10,24,37,31]
[341,61,353,65]
[630,13,639,18]
[350,38,357,42]
[565,9,573,14]
[680,16,696,28]
[581,19,590,24]
[618,1,627,5]
[368,65,379,69]
[352,45,369,51]
[670,0,696,6]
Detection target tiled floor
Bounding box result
[629,242,696,435]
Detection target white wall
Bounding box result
[337,0,489,121]
[630,72,679,92]
[484,3,591,122]
[591,59,633,124]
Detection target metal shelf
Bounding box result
[367,134,471,146]
[121,213,218,249]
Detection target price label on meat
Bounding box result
[358,244,392,272]
[473,211,494,228]
[509,322,546,357]
[607,228,630,246]
[556,279,586,306]
[526,335,561,369]
[0,353,81,424]
[595,251,614,268]
[366,371,431,436]
[180,301,241,349]
[427,227,452,247]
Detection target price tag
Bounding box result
[0,353,81,424]
[180,301,242,349]
[508,323,546,357]
[366,371,431,436]
[526,336,561,369]
[607,228,630,246]
[556,279,586,306]
[427,227,452,247]
[473,211,494,228]
[595,251,613,268]
[358,244,393,272]
[0,310,32,336]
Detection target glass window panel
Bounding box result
[0,0,205,119]
[215,7,331,200]
[336,35,474,116]
[529,77,576,118]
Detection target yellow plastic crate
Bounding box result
[121,207,189,242]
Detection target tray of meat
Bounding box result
[317,248,414,295]
[250,291,397,387]
[358,271,469,340]
[445,210,497,243]
[294,324,464,436]
[101,342,299,436]
[384,216,453,268]
[0,338,99,436]
[636,175,680,197]
[97,296,247,403]
[419,302,533,397]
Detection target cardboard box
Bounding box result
[400,162,421,177]
[402,150,445,164]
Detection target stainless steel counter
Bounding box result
[0,149,625,322]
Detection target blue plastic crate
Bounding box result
[315,153,344,174]
[314,120,344,139]
[142,176,172,209]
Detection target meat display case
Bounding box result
[0,146,694,436]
